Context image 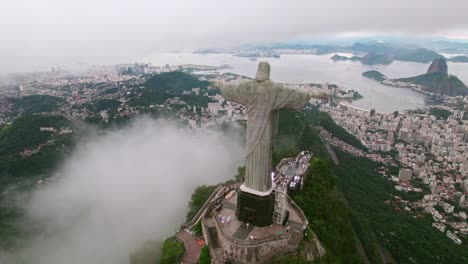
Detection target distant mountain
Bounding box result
[327,42,444,63]
[349,43,442,63]
[391,48,442,63]
[426,57,448,75]
[447,55,468,63]
[361,53,393,65]
[350,42,396,54]
[428,40,468,53]
[362,70,386,81]
[203,41,450,64]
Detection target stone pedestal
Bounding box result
[236,185,275,227]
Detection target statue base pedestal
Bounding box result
[235,184,275,227]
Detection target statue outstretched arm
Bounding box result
[218,82,253,106]
[272,84,312,110]
[272,84,329,110]
[308,89,329,99]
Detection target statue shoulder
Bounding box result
[237,81,258,92]
[272,82,291,93]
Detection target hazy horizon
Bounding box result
[2,0,468,73]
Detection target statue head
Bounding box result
[255,61,270,82]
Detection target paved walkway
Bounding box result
[222,200,236,210]
[232,222,254,240]
[176,230,204,264]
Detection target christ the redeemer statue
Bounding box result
[220,62,327,226]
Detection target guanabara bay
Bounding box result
[1,1,468,264]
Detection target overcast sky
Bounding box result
[1,0,468,73]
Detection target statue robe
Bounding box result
[221,80,311,193]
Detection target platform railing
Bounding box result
[211,213,292,246]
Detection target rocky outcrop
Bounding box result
[303,232,327,262]
[363,57,468,96]
[392,58,467,96]
[427,57,448,75]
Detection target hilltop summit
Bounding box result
[363,57,467,96]
[427,57,448,75]
[397,59,467,95]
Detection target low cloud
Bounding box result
[3,117,243,264]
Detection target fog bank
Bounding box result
[5,118,243,264]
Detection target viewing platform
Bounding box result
[201,152,311,264]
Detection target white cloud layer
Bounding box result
[1,0,468,72]
[3,118,243,264]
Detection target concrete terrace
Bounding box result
[214,191,306,243]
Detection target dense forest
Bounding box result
[279,108,468,263]
[429,107,452,120]
[131,71,214,108]
[10,95,67,115]
[334,148,468,264]
[0,114,72,180]
[0,114,74,250]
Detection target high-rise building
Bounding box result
[398,168,412,183]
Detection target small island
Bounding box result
[330,54,361,62]
[331,53,393,65]
[362,70,386,81]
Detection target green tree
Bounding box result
[10,95,67,115]
[198,246,211,264]
[234,166,245,181]
[186,185,216,222]
[193,220,203,236]
[290,159,363,263]
[160,237,184,264]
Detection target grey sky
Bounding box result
[1,0,468,73]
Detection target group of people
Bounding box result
[245,222,292,241]
[217,214,231,225]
